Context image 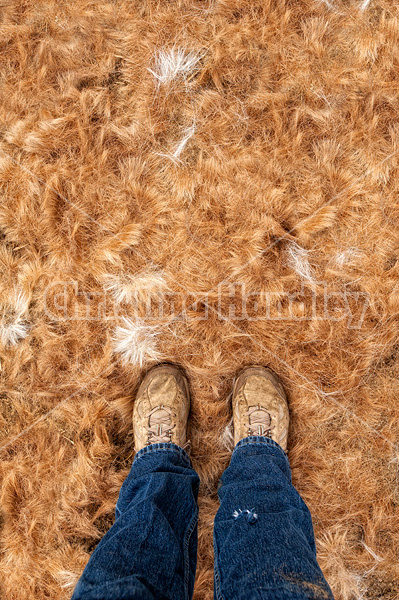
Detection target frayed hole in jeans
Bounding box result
[232,508,258,524]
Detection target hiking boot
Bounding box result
[232,366,289,451]
[133,364,190,451]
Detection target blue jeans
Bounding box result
[72,436,334,600]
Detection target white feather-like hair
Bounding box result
[103,271,167,305]
[0,290,30,347]
[148,47,203,84]
[112,317,163,367]
[286,242,315,282]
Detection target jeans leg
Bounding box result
[213,436,334,600]
[72,443,200,600]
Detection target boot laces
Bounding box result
[245,404,275,438]
[146,405,175,445]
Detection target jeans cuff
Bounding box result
[133,442,192,467]
[233,435,287,456]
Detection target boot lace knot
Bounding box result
[245,404,275,438]
[146,405,175,445]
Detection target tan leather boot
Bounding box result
[133,364,190,451]
[232,366,289,451]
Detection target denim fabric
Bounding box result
[72,444,200,600]
[72,437,334,600]
[214,437,334,600]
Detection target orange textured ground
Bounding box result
[1,1,399,598]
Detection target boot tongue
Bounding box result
[249,407,271,428]
[149,407,171,427]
